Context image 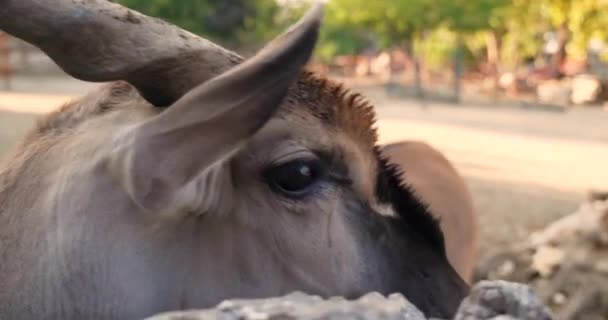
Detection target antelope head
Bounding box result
[0,1,468,319]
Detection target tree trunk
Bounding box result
[551,22,569,78]
[404,37,423,99]
[486,31,502,101]
[384,50,395,84]
[414,57,423,99]
[452,39,465,104]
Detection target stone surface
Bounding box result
[571,74,603,105]
[536,80,571,105]
[454,281,553,320]
[476,198,608,320]
[146,281,552,320]
[531,246,564,278]
[146,291,426,320]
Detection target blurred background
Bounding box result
[1,0,608,318]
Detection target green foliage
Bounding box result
[561,0,608,58]
[313,1,375,60]
[326,0,445,48]
[118,0,281,46]
[118,0,608,70]
[441,0,510,32]
[489,0,547,67]
[316,28,371,61]
[415,28,457,69]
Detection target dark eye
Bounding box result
[265,159,326,199]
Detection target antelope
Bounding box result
[381,141,478,283]
[0,1,469,319]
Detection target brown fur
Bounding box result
[0,5,470,317]
[0,75,468,319]
[286,72,378,148]
[381,141,478,283]
[6,76,476,284]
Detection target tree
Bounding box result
[440,0,510,102]
[543,0,608,75]
[119,0,281,48]
[487,0,608,78]
[326,0,445,95]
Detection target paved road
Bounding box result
[374,102,608,194]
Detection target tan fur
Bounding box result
[0,4,469,318]
[0,78,468,319]
[381,141,478,283]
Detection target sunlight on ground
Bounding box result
[0,92,75,114]
[378,120,608,194]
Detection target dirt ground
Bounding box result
[1,76,608,261]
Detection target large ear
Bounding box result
[117,3,325,212]
[0,0,242,106]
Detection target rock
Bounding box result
[495,260,516,278]
[531,246,564,278]
[455,281,553,320]
[594,259,608,274]
[146,281,552,320]
[528,200,608,247]
[536,80,571,105]
[499,73,515,89]
[146,291,426,320]
[588,190,608,202]
[475,199,608,320]
[571,74,602,105]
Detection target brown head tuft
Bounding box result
[286,71,379,149]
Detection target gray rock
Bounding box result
[455,281,553,320]
[147,291,425,320]
[476,199,608,319]
[146,281,552,320]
